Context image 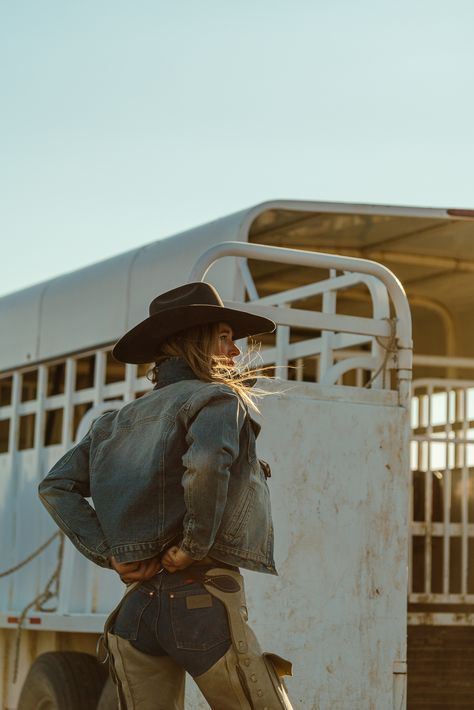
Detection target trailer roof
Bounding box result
[2,199,473,372]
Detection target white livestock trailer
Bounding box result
[1,198,472,709]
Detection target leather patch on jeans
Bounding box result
[186,593,213,610]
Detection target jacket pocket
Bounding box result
[223,486,254,542]
[246,418,258,464]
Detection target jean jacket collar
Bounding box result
[153,357,197,390]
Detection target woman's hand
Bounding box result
[161,546,194,573]
[110,556,162,583]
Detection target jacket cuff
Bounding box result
[180,538,209,561]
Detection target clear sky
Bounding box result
[2,0,474,298]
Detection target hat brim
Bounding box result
[112,304,276,364]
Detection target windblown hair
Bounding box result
[148,322,271,412]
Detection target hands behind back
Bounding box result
[110,556,162,584]
[161,546,194,573]
[110,546,194,582]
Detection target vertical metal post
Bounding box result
[124,363,136,403]
[408,438,415,598]
[295,358,304,382]
[461,390,469,596]
[6,372,21,608]
[319,270,337,382]
[424,386,433,596]
[58,357,76,614]
[62,358,75,449]
[7,372,20,460]
[275,305,289,380]
[442,389,452,598]
[93,351,105,406]
[33,366,47,594]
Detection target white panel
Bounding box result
[38,252,135,362]
[0,284,45,372]
[0,208,250,372]
[1,384,408,709]
[185,388,408,708]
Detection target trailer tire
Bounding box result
[17,651,108,710]
[97,676,118,710]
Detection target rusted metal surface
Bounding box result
[185,383,409,708]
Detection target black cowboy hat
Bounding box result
[112,282,276,364]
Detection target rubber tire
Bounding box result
[17,651,108,710]
[97,676,119,710]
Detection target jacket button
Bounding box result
[250,674,257,682]
[243,658,250,666]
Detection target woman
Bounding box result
[39,282,294,710]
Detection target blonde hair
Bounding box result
[149,322,271,412]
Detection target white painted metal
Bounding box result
[0,216,245,372]
[188,241,412,348]
[3,196,458,375]
[0,240,412,708]
[0,380,407,708]
[189,240,412,404]
[409,378,474,615]
[184,383,409,708]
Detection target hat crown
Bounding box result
[149,282,224,316]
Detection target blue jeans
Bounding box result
[111,567,232,678]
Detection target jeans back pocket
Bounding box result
[169,583,230,651]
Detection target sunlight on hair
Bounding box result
[147,323,286,413]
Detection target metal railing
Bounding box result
[189,241,413,407]
[409,378,474,612]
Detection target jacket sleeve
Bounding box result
[38,432,111,568]
[180,386,246,560]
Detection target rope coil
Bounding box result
[0,531,65,683]
[0,531,60,578]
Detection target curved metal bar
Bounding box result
[189,241,412,349]
[320,356,378,387]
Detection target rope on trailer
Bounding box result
[365,317,398,389]
[0,530,60,578]
[10,532,65,683]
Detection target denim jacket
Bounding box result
[38,357,276,575]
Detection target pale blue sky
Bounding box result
[2,0,474,297]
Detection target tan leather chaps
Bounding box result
[105,568,294,709]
